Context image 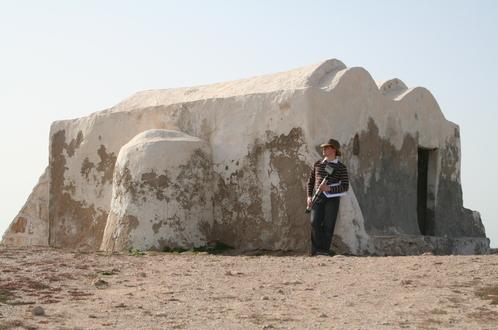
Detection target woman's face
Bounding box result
[321,146,336,158]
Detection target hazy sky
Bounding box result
[1,0,496,247]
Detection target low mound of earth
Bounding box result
[1,247,497,329]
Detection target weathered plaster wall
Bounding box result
[2,168,49,246]
[47,110,180,250]
[304,66,485,243]
[434,134,486,238]
[2,58,489,254]
[100,129,214,252]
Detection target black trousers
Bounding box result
[310,196,340,254]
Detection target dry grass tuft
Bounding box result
[475,285,498,305]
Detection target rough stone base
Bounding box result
[370,235,490,256]
[2,168,49,246]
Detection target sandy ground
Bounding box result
[0,247,497,330]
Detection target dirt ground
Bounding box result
[0,247,497,330]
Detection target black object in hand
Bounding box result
[305,164,334,213]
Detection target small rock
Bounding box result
[166,297,180,302]
[93,279,109,289]
[319,313,328,318]
[89,315,98,319]
[32,306,45,316]
[115,303,126,308]
[261,296,269,301]
[155,312,168,317]
[277,289,284,294]
[225,270,243,276]
[262,324,274,329]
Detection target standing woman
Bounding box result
[307,139,349,256]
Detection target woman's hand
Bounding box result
[318,182,331,192]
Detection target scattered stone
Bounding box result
[32,306,45,316]
[92,279,109,289]
[155,312,168,317]
[115,303,126,308]
[89,315,98,319]
[166,298,180,302]
[99,268,119,276]
[225,270,243,276]
[261,296,270,301]
[319,313,328,318]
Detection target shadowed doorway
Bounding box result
[417,148,437,235]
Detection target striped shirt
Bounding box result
[307,158,349,198]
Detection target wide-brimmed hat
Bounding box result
[320,138,342,156]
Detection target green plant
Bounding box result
[127,247,145,256]
[192,241,234,254]
[162,246,188,253]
